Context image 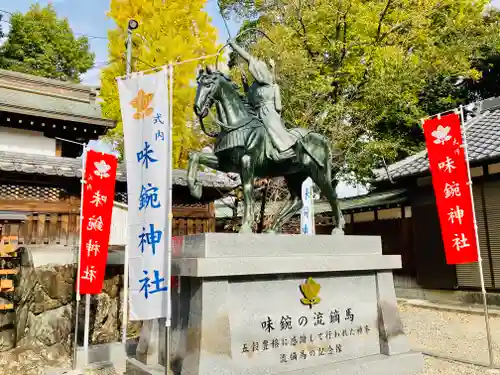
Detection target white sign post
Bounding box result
[300,177,315,235]
[117,69,171,321]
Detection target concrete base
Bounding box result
[136,319,166,366]
[75,342,127,371]
[146,233,423,375]
[45,370,84,375]
[126,352,423,375]
[45,362,117,375]
[126,357,168,375]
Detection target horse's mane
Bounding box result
[215,71,257,117]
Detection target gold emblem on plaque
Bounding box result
[300,277,321,308]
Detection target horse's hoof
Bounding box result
[189,183,202,199]
[239,224,253,234]
[331,228,344,236]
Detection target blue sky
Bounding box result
[0,0,499,198]
[1,0,499,86]
[0,0,241,85]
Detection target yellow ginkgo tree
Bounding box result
[100,0,221,168]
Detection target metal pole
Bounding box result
[126,28,133,76]
[164,63,174,375]
[84,293,91,365]
[122,20,134,347]
[122,244,129,344]
[72,145,87,370]
[459,105,494,368]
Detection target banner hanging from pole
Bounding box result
[300,177,315,235]
[78,149,118,294]
[422,112,478,265]
[117,69,171,321]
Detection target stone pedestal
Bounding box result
[128,233,423,375]
[136,319,166,365]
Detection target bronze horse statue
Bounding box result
[187,67,344,234]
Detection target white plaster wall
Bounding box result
[110,202,128,246]
[0,126,55,156]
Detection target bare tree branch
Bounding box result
[376,0,393,43]
[291,0,317,58]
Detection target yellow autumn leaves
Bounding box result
[100,0,221,167]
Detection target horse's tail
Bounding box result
[298,132,341,186]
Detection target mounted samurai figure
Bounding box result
[187,34,345,234]
[228,39,295,162]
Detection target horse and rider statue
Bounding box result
[187,38,345,234]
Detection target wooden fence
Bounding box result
[1,213,80,246]
[0,199,216,246]
[173,217,215,236]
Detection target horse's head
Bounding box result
[194,66,220,119]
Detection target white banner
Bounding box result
[117,69,170,321]
[300,177,315,235]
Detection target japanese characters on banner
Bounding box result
[78,149,118,294]
[117,70,170,321]
[423,113,478,265]
[300,178,315,235]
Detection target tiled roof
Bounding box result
[0,151,238,189]
[374,97,500,182]
[0,69,113,127]
[0,86,102,119]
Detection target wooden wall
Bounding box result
[345,217,416,276]
[0,198,216,246]
[2,213,80,246]
[173,202,216,235]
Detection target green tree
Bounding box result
[0,4,94,82]
[221,0,500,181]
[100,0,220,168]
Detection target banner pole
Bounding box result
[459,105,494,368]
[126,27,133,76]
[84,293,91,365]
[122,244,129,344]
[73,145,87,370]
[164,63,174,375]
[121,20,134,347]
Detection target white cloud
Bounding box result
[336,181,369,199]
[82,67,101,86]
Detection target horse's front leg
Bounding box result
[187,151,220,199]
[239,154,255,233]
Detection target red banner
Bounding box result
[78,150,118,294]
[423,113,478,264]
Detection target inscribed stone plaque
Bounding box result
[228,274,380,373]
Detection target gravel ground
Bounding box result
[423,357,494,375]
[399,303,500,374]
[1,303,498,374]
